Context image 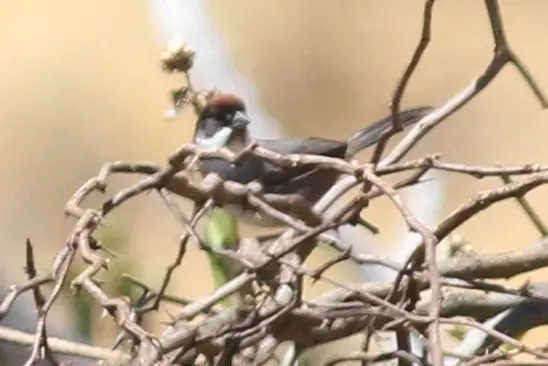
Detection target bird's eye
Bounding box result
[224,112,235,124]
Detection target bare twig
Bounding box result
[2,2,548,365]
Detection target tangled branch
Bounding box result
[1,1,548,365]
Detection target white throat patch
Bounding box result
[195,126,233,149]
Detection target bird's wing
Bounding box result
[256,137,347,157]
[254,137,347,187]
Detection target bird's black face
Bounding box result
[194,104,251,149]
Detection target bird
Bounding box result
[190,92,432,226]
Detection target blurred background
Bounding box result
[1,0,548,363]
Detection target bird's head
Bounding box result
[193,93,252,149]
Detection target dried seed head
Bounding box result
[161,36,195,73]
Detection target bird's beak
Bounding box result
[232,111,251,129]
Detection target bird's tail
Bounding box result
[345,106,433,158]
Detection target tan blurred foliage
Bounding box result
[1,0,548,351]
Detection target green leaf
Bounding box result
[204,208,242,307]
[448,325,468,341]
[205,208,240,251]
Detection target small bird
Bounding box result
[191,93,432,225]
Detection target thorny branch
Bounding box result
[1,1,548,365]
